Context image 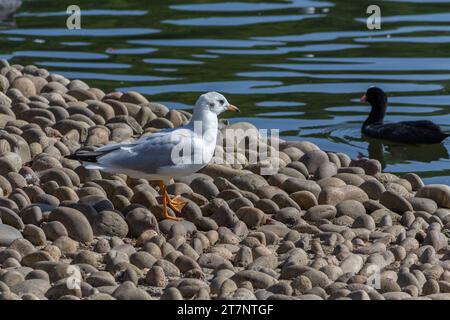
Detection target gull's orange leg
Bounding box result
[159,180,187,213]
[170,195,186,205]
[166,194,188,213]
[159,180,182,221]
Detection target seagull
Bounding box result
[66,92,239,220]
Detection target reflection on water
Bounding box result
[367,140,450,170]
[2,0,450,183]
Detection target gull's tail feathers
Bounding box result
[65,151,105,163]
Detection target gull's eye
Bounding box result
[209,103,214,107]
[219,99,225,105]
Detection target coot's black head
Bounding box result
[361,86,388,127]
[360,86,387,106]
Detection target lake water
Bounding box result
[1,0,450,184]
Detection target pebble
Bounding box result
[231,270,277,289]
[145,266,167,287]
[48,207,93,242]
[352,215,375,231]
[23,225,46,246]
[41,221,68,241]
[111,281,151,300]
[336,200,366,218]
[416,184,450,209]
[125,207,159,238]
[0,224,23,246]
[304,205,336,221]
[0,62,449,300]
[380,191,413,213]
[93,210,129,238]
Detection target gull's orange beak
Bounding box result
[227,104,240,112]
[360,94,367,103]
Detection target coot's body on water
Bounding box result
[360,86,449,144]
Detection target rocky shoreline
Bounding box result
[0,59,450,300]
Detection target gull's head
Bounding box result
[194,91,239,116]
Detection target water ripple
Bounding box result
[129,38,284,48]
[14,50,108,60]
[0,28,159,37]
[17,9,148,17]
[209,44,365,55]
[259,57,450,71]
[171,0,333,12]
[164,14,324,26]
[118,81,441,95]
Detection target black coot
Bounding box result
[360,86,449,144]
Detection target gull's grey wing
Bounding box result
[96,128,199,175]
[66,127,180,163]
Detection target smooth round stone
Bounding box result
[352,215,375,231]
[189,178,219,200]
[0,207,24,230]
[227,196,253,211]
[231,270,277,289]
[254,199,280,215]
[380,191,413,213]
[304,205,336,222]
[235,207,266,228]
[0,224,23,246]
[145,266,167,287]
[416,184,450,209]
[25,270,50,282]
[161,287,183,300]
[230,174,268,193]
[93,238,111,254]
[7,239,35,259]
[20,206,43,225]
[317,178,345,190]
[333,173,364,187]
[274,207,302,226]
[21,251,55,267]
[422,279,440,295]
[402,173,424,191]
[154,259,180,278]
[382,292,411,300]
[43,244,61,262]
[299,150,329,174]
[314,162,337,180]
[408,197,438,214]
[289,190,318,209]
[360,179,386,200]
[48,207,93,242]
[92,210,128,238]
[336,200,366,218]
[281,178,321,198]
[349,158,381,176]
[0,248,21,265]
[22,225,46,246]
[41,221,68,241]
[11,77,36,97]
[128,251,156,270]
[318,185,368,205]
[125,207,159,238]
[112,281,152,300]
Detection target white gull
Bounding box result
[67,91,239,220]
